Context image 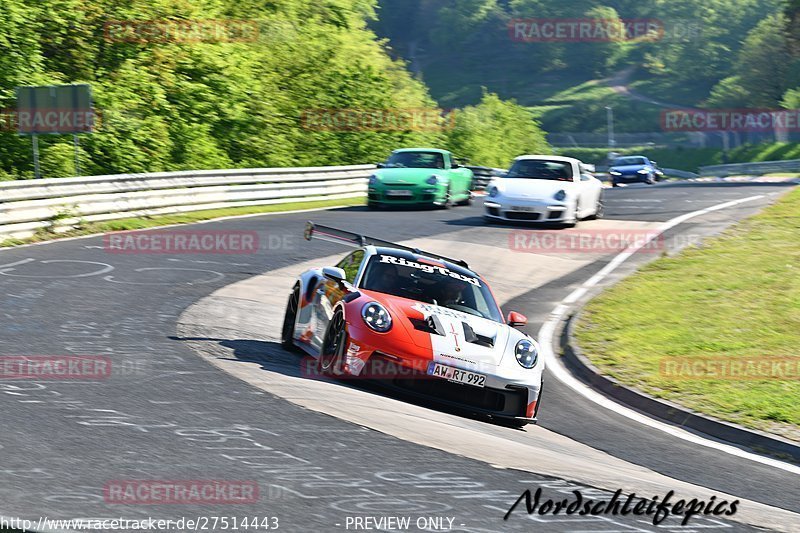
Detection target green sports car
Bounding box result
[367,148,474,209]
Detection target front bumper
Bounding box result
[611,173,648,183]
[368,186,443,204]
[484,199,569,223]
[342,323,540,422]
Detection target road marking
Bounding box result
[0,259,114,278]
[538,194,800,475]
[0,258,35,270]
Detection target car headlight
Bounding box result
[426,175,439,185]
[515,339,538,369]
[488,186,499,198]
[362,302,392,332]
[609,170,621,176]
[369,175,379,186]
[554,189,567,201]
[637,169,650,174]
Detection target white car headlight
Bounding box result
[609,170,621,176]
[554,189,567,201]
[362,302,392,332]
[637,169,650,174]
[488,186,499,198]
[369,175,379,186]
[426,175,439,185]
[515,339,538,369]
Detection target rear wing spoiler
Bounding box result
[304,221,469,269]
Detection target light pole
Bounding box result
[606,106,616,148]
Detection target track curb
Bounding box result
[559,309,800,465]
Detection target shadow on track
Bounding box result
[173,335,528,431]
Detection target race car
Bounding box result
[281,222,544,427]
[484,155,604,225]
[368,148,473,209]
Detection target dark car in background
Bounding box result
[608,156,662,186]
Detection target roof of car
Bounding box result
[370,246,478,278]
[392,148,450,155]
[514,154,581,164]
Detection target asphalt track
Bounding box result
[0,181,796,532]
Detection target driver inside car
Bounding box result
[437,279,468,308]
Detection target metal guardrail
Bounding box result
[0,165,373,241]
[699,159,800,178]
[466,166,506,190]
[662,168,699,179]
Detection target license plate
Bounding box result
[427,362,486,388]
[386,189,413,197]
[510,206,536,212]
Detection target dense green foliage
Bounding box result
[0,0,548,179]
[449,92,550,168]
[373,0,797,132]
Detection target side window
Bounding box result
[336,250,364,284]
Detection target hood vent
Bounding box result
[410,315,445,336]
[462,322,495,348]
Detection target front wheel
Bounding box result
[319,310,348,375]
[437,186,452,209]
[281,287,300,351]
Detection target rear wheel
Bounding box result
[586,193,604,220]
[281,287,300,351]
[319,310,347,375]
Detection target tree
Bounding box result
[447,91,550,167]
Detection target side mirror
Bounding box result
[322,266,347,284]
[451,162,460,169]
[507,311,527,328]
[375,163,385,168]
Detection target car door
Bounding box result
[579,173,602,216]
[447,153,472,198]
[309,250,364,352]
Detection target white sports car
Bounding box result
[484,155,604,225]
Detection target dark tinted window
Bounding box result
[386,151,445,169]
[506,159,573,181]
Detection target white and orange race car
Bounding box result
[281,222,544,427]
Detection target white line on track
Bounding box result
[538,194,800,475]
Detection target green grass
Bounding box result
[574,187,800,441]
[0,197,365,248]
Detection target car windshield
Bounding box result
[506,160,573,181]
[385,151,445,169]
[613,157,648,166]
[359,254,503,322]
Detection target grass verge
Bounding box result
[0,197,365,248]
[574,187,800,441]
